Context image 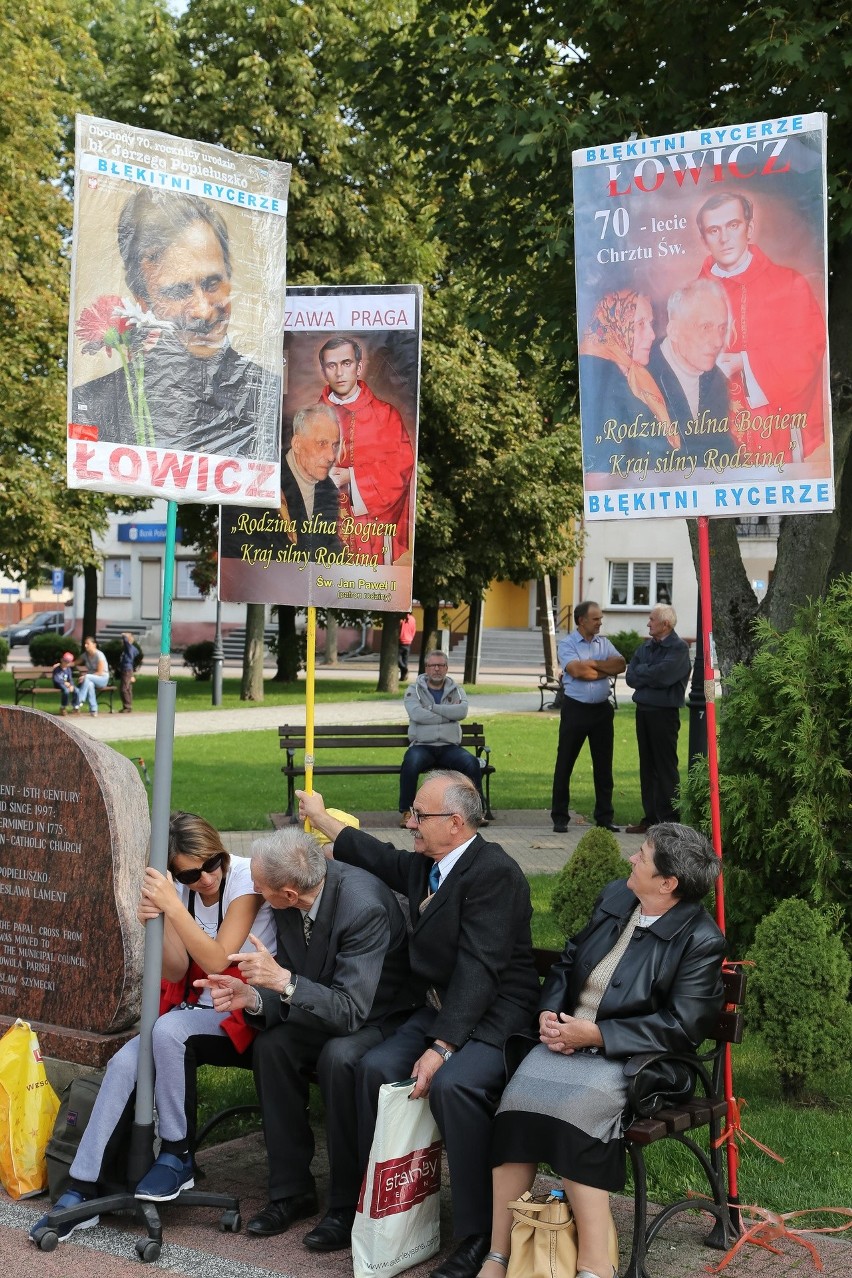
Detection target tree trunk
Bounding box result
[419,604,440,672]
[323,610,339,665]
[687,519,761,677]
[83,564,98,641]
[240,603,266,700]
[273,605,299,682]
[463,594,483,685]
[377,615,400,693]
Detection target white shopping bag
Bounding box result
[352,1079,443,1278]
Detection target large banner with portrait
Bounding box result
[573,112,832,520]
[67,115,291,504]
[219,284,421,611]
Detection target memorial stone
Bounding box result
[0,705,149,1065]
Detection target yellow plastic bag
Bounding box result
[0,1019,60,1198]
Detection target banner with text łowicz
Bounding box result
[573,112,832,520]
[218,284,421,612]
[67,115,291,505]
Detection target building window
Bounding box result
[607,561,673,608]
[103,557,131,598]
[175,560,204,600]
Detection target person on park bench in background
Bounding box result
[398,650,484,827]
[298,771,540,1278]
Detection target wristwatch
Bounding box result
[280,977,297,1002]
[429,1042,453,1064]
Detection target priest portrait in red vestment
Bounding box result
[318,335,415,565]
[696,191,827,462]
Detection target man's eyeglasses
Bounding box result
[409,810,455,826]
[173,853,224,885]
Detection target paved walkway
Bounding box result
[6,1130,850,1277]
[55,688,543,744]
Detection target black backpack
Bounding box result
[45,1071,132,1200]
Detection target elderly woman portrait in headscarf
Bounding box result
[578,289,677,475]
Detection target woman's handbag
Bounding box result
[506,1190,619,1278]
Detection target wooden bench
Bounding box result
[534,946,743,1277]
[538,673,563,710]
[278,722,495,820]
[12,666,117,713]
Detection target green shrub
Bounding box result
[608,629,644,665]
[748,897,852,1102]
[0,636,8,670]
[29,633,81,666]
[680,575,852,953]
[183,640,214,680]
[551,826,629,938]
[100,638,144,678]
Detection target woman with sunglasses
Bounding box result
[30,811,276,1241]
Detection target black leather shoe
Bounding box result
[246,1192,318,1237]
[303,1206,356,1251]
[597,823,621,832]
[431,1233,491,1278]
[552,822,569,833]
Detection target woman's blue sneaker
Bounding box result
[29,1189,99,1242]
[134,1151,194,1201]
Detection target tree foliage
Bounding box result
[361,1,852,668]
[0,0,143,581]
[550,827,628,939]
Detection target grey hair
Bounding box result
[292,403,340,436]
[422,770,484,828]
[250,827,327,893]
[667,278,728,323]
[646,823,720,902]
[651,603,677,628]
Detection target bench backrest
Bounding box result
[12,666,57,679]
[278,723,489,751]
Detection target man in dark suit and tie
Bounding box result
[298,771,540,1278]
[200,826,413,1252]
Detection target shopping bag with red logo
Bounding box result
[0,1019,60,1198]
[352,1079,443,1278]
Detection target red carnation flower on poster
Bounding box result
[75,296,167,446]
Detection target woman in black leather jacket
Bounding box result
[478,823,726,1278]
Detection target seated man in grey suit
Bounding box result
[299,772,540,1278]
[199,827,413,1253]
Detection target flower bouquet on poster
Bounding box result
[66,115,291,505]
[572,112,833,521]
[218,284,422,613]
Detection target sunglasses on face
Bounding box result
[172,853,224,885]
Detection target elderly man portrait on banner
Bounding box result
[72,187,280,457]
[298,772,540,1278]
[318,334,414,564]
[479,823,726,1278]
[646,277,734,463]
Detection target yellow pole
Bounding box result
[304,606,316,829]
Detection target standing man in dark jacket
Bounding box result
[118,631,139,713]
[625,605,691,833]
[298,771,539,1278]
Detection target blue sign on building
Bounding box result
[117,524,183,543]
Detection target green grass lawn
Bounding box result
[95,704,688,830]
[0,669,526,716]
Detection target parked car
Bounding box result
[0,611,68,647]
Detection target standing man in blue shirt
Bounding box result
[625,604,692,833]
[550,601,626,834]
